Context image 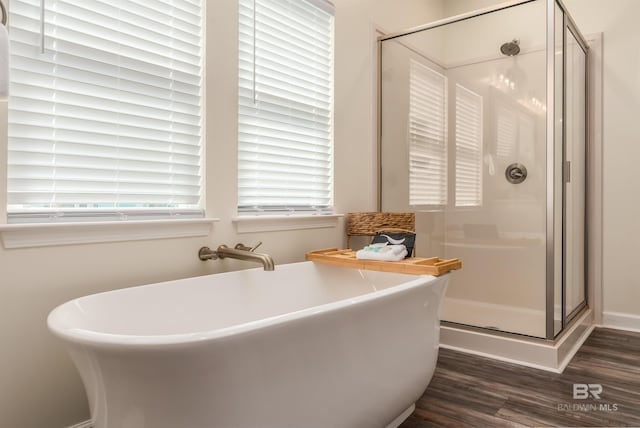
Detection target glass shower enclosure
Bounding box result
[378,0,588,339]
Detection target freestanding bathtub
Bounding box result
[48,261,449,428]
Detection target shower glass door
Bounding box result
[564,24,587,323]
[380,0,549,338]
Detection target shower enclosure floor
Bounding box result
[442,297,549,337]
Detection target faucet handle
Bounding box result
[234,241,262,252]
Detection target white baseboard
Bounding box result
[602,311,640,332]
[69,421,92,428]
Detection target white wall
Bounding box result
[562,0,640,325]
[440,0,491,16]
[333,0,445,214]
[0,1,444,427]
[442,0,640,328]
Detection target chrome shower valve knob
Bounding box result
[505,163,528,184]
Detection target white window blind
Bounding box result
[7,0,204,223]
[408,59,447,207]
[238,0,334,215]
[455,84,483,207]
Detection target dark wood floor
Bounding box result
[401,328,640,427]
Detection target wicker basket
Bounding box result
[346,212,415,249]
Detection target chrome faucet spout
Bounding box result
[198,243,275,271]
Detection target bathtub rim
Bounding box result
[47,262,444,349]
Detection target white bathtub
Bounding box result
[48,261,449,428]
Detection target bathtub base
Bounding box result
[74,404,418,428]
[386,404,416,428]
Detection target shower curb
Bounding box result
[439,309,594,373]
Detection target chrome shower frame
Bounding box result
[377,0,590,341]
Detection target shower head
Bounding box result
[500,39,520,56]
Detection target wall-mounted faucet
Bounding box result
[198,242,275,271]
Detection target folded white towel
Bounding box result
[356,243,408,262]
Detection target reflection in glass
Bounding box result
[455,85,483,207]
[497,107,517,160]
[408,60,448,207]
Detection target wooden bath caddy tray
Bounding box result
[305,248,461,276]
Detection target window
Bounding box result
[238,0,334,215]
[455,84,483,207]
[7,0,204,223]
[408,59,447,207]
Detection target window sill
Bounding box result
[233,214,343,233]
[0,218,220,249]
